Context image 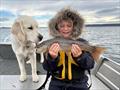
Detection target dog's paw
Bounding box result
[26,60,31,64]
[32,75,39,82]
[20,75,27,82]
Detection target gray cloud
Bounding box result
[95,7,120,16]
[1,0,119,11]
[0,0,120,25]
[0,18,10,22]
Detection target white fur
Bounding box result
[11,16,43,82]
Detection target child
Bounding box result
[43,8,95,90]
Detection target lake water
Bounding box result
[0,26,120,63]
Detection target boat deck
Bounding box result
[0,75,109,90]
[0,58,109,90]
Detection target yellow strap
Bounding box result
[57,50,65,79]
[57,50,79,80]
[68,51,78,80]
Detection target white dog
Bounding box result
[11,16,43,82]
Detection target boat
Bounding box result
[0,43,120,90]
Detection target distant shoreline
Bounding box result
[85,23,120,27]
[0,23,120,28]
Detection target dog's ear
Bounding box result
[11,21,26,43]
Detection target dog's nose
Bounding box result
[38,34,43,41]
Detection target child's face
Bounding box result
[58,20,73,38]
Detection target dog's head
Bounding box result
[11,16,43,44]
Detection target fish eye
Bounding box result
[28,26,33,30]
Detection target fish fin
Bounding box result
[92,47,106,63]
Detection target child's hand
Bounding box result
[49,43,60,59]
[71,44,82,57]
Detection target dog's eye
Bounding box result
[28,26,33,30]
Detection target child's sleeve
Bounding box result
[42,52,60,72]
[73,51,95,69]
[73,38,95,69]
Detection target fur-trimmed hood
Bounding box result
[49,8,85,38]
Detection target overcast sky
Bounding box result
[0,0,120,27]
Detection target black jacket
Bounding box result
[43,38,95,82]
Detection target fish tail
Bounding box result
[92,47,106,63]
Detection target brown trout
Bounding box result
[36,37,106,62]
